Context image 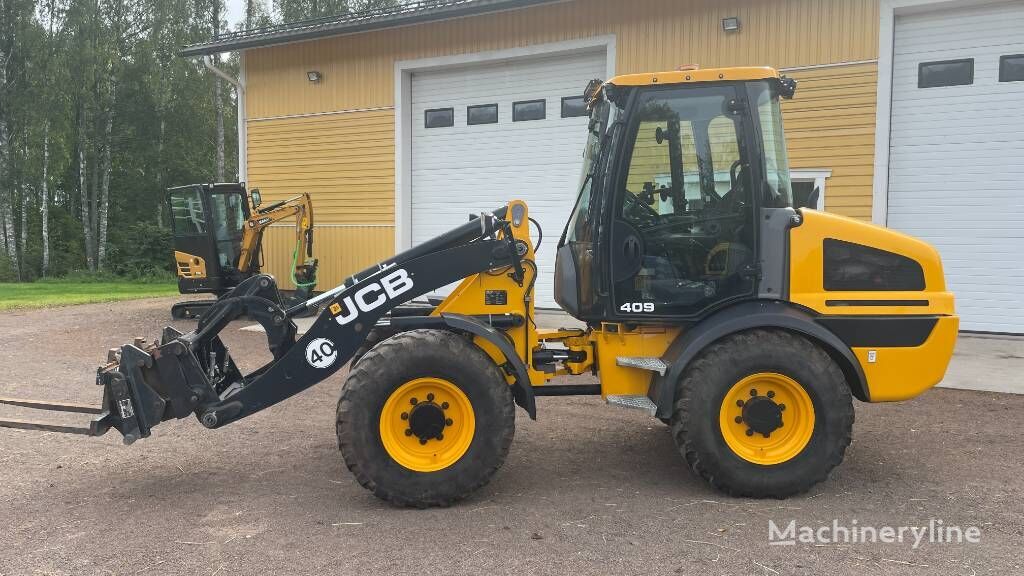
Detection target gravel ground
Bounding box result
[0,298,1021,575]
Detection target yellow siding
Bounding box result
[246,109,394,223]
[783,62,878,220]
[245,0,879,118]
[262,225,395,290]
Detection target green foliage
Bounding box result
[105,221,175,278]
[1,0,404,287]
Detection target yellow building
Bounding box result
[185,0,879,300]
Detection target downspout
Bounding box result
[203,54,247,183]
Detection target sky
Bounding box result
[225,0,260,29]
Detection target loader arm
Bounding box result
[0,208,520,444]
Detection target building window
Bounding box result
[513,99,546,122]
[467,104,498,125]
[918,59,973,88]
[561,96,587,118]
[790,169,830,210]
[425,108,454,128]
[1000,54,1024,82]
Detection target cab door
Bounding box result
[609,84,758,320]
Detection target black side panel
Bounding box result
[649,300,870,418]
[815,316,938,348]
[553,244,580,318]
[758,207,797,299]
[824,238,926,291]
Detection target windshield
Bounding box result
[579,99,613,184]
[565,100,616,244]
[748,81,792,208]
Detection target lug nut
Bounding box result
[410,397,418,405]
[767,390,775,398]
[401,412,409,420]
[735,416,743,423]
[745,429,754,436]
[736,400,744,407]
[419,438,428,445]
[436,433,444,441]
[442,402,449,409]
[762,432,771,438]
[779,404,786,411]
[445,418,453,426]
[750,389,758,397]
[427,393,435,402]
[405,428,413,436]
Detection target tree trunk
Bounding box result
[0,24,10,278]
[89,145,99,271]
[41,126,49,276]
[156,118,165,227]
[2,204,17,280]
[79,109,94,271]
[20,144,28,259]
[97,77,115,270]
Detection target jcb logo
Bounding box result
[333,268,414,326]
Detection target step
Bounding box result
[606,395,658,416]
[615,356,668,376]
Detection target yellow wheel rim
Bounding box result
[719,372,815,466]
[379,377,475,472]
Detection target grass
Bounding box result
[0,279,179,311]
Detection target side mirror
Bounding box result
[251,188,262,208]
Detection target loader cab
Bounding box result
[168,183,251,295]
[555,68,796,323]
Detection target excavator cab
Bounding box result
[556,69,797,322]
[168,183,253,296]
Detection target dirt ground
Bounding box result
[0,298,1021,575]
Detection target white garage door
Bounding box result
[410,50,606,307]
[887,1,1024,333]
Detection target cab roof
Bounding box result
[607,66,780,87]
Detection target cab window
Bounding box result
[613,85,755,317]
[169,188,207,236]
[208,192,247,269]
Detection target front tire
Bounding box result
[671,329,853,498]
[337,329,515,507]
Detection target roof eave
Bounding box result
[180,0,564,57]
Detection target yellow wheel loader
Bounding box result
[0,67,958,506]
[168,183,318,319]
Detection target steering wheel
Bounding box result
[623,189,660,226]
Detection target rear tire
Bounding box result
[337,329,515,507]
[671,329,853,498]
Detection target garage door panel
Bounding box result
[410,50,606,307]
[887,1,1024,332]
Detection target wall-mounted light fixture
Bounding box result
[722,17,741,32]
[306,70,322,83]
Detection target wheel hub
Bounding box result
[740,395,784,437]
[406,396,451,443]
